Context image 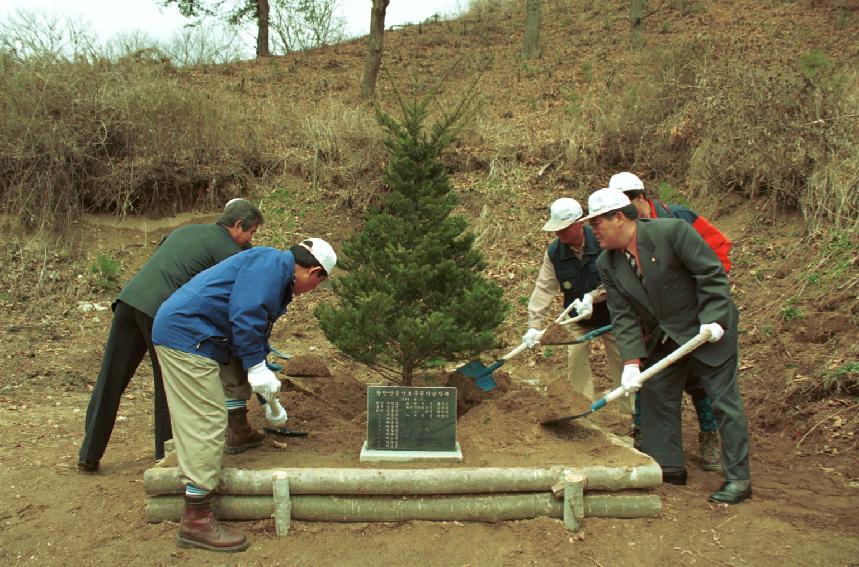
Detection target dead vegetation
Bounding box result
[0,0,856,456]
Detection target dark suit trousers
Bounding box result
[639,350,750,480]
[79,300,172,462]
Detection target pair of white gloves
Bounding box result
[522,294,596,348]
[620,322,725,394]
[248,361,288,427]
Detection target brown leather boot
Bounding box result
[225,407,265,454]
[176,494,250,552]
[698,430,723,471]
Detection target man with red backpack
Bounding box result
[608,172,733,472]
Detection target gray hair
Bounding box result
[217,199,263,231]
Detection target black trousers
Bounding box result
[639,345,750,481]
[79,300,172,462]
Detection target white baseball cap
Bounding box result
[581,188,632,221]
[608,172,645,193]
[224,198,248,208]
[300,238,337,274]
[541,198,584,231]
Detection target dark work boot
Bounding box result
[662,467,688,485]
[698,431,723,471]
[225,407,265,455]
[77,459,99,472]
[176,494,250,552]
[709,480,752,504]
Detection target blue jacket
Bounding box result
[153,247,295,369]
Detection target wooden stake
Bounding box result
[272,472,291,536]
[563,473,585,532]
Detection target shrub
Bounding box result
[0,55,263,233]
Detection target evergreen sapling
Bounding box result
[316,96,507,385]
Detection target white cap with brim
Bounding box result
[581,188,632,222]
[608,172,644,193]
[300,238,337,274]
[541,198,584,231]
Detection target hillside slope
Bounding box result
[0,1,857,564]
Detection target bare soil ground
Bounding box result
[1,0,858,564]
[1,207,857,566]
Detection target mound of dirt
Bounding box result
[443,370,511,417]
[283,354,331,377]
[239,365,647,471]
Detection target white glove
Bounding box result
[265,398,288,427]
[248,362,281,400]
[621,364,644,394]
[571,293,594,320]
[522,328,542,348]
[700,322,724,343]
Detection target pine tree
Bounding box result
[316,95,508,386]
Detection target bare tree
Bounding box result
[522,0,541,60]
[270,0,346,54]
[361,0,389,99]
[163,21,246,66]
[630,0,646,34]
[162,0,272,57]
[0,8,98,61]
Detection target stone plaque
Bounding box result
[366,386,457,452]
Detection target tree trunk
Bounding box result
[257,0,271,57]
[522,0,542,60]
[630,0,645,34]
[361,0,389,99]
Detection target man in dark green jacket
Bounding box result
[78,199,263,471]
[586,187,751,505]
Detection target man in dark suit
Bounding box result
[583,187,751,504]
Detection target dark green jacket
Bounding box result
[117,224,243,318]
[596,218,738,367]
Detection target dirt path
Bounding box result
[1,208,857,566]
[1,306,857,566]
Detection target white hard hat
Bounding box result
[581,188,632,221]
[608,172,645,193]
[541,198,584,231]
[300,238,337,274]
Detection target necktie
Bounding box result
[624,250,645,287]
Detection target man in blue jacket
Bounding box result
[153,238,336,552]
[78,199,263,471]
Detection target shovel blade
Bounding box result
[540,410,593,426]
[456,360,497,392]
[540,397,607,425]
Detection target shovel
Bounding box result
[541,328,713,425]
[458,302,598,392]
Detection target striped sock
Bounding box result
[185,484,209,498]
[225,398,247,411]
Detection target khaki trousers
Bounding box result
[565,323,632,415]
[156,346,241,491]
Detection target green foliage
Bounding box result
[579,61,594,83]
[562,89,582,118]
[90,254,122,290]
[655,181,689,206]
[821,362,859,395]
[780,298,803,321]
[316,94,508,385]
[798,49,831,82]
